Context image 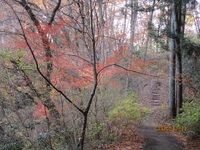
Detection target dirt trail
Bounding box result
[140,126,185,150]
[139,113,185,150]
[138,79,186,150]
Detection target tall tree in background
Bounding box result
[169,0,186,118]
[176,0,186,115]
[143,0,156,61]
[125,0,138,90]
[97,0,106,62]
[168,0,177,118]
[129,0,138,52]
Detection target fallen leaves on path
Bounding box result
[171,130,200,150]
[102,126,143,150]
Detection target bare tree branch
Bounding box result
[97,63,158,77]
[67,54,92,64]
[48,0,62,25]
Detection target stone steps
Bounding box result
[151,82,161,106]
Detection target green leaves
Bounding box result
[108,93,152,124]
[176,101,200,135]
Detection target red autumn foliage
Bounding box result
[33,103,49,120]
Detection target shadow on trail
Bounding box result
[140,126,185,150]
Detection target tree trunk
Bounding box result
[19,1,61,129]
[176,52,182,114]
[169,48,176,118]
[168,0,177,118]
[78,1,98,149]
[129,0,138,52]
[125,0,138,91]
[143,0,156,61]
[123,0,128,42]
[176,0,186,114]
[98,0,106,62]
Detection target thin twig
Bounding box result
[97,63,158,77]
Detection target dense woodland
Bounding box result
[0,0,199,150]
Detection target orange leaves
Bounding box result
[15,42,28,49]
[51,54,95,89]
[131,60,153,69]
[97,48,126,74]
[33,103,49,120]
[28,0,43,7]
[52,55,73,69]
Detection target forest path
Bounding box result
[138,109,185,150]
[137,79,185,150]
[139,126,185,150]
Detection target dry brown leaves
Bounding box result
[102,126,143,150]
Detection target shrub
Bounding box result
[108,93,152,125]
[176,102,200,136]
